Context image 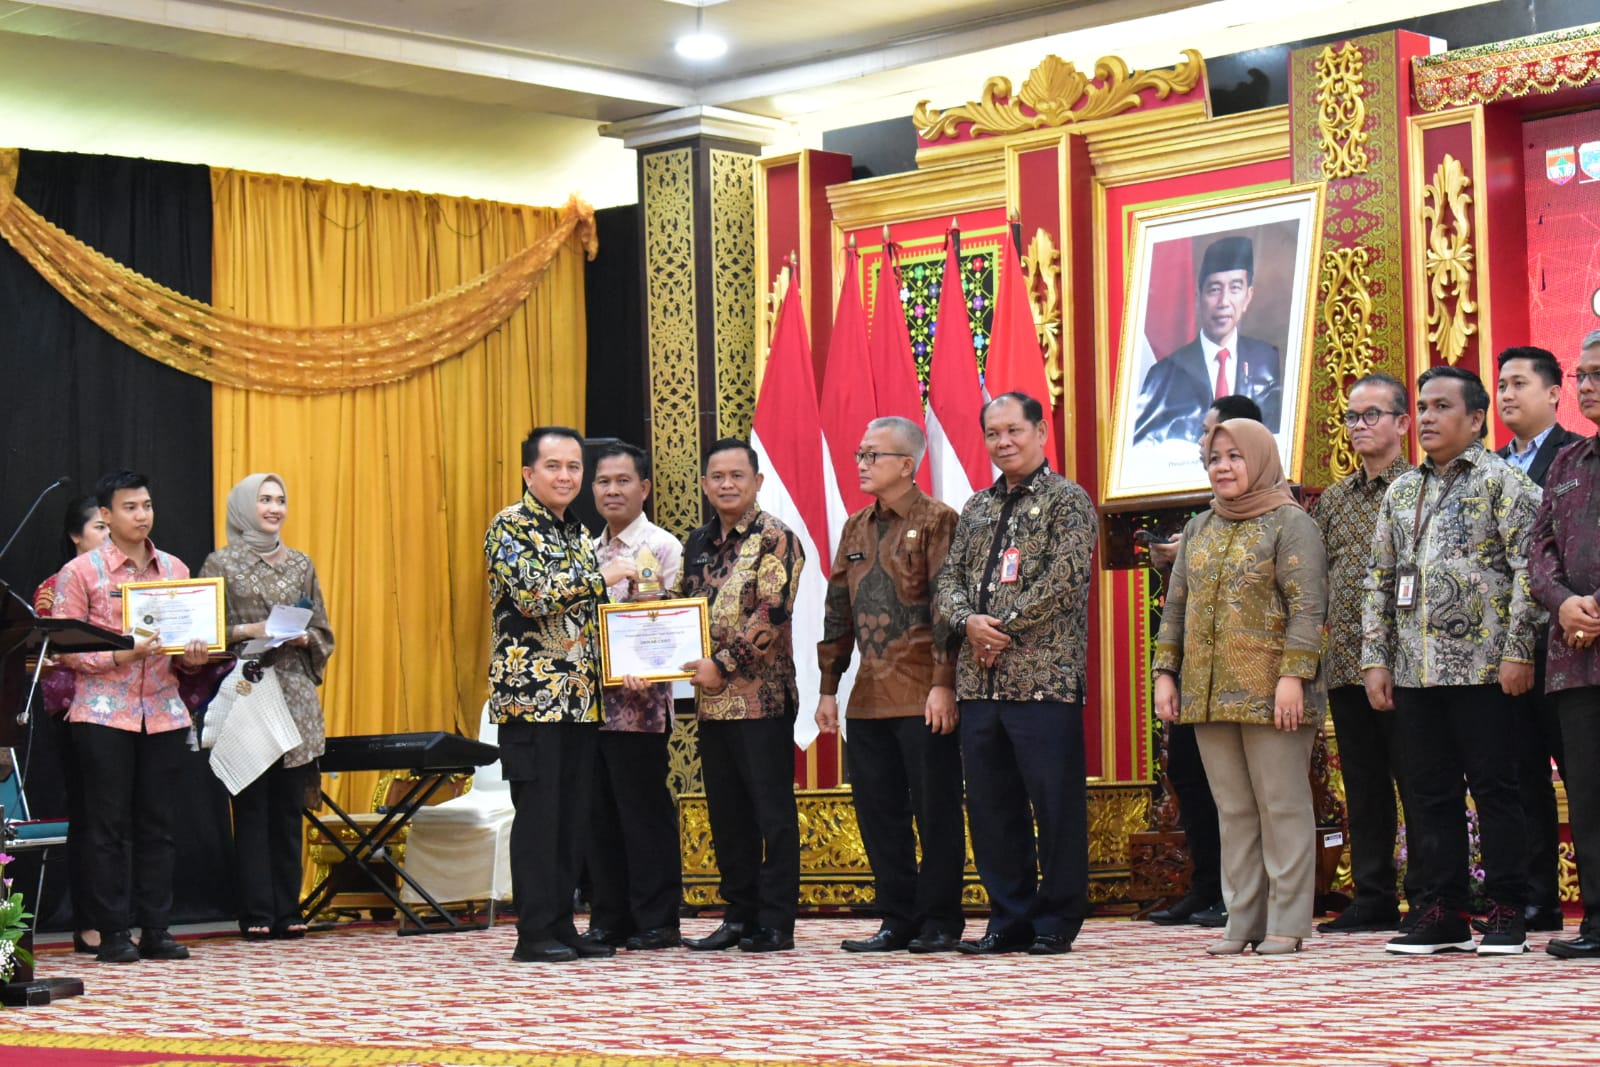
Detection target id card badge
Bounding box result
[999,547,1021,583]
[1395,563,1418,610]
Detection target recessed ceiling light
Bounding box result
[675,32,728,60]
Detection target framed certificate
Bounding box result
[120,577,227,654]
[597,597,711,686]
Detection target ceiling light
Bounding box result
[675,32,728,60]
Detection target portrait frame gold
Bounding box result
[119,576,227,654]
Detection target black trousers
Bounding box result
[845,715,966,938]
[1554,688,1600,935]
[959,700,1088,941]
[500,719,597,942]
[71,721,187,935]
[232,760,317,930]
[698,718,799,933]
[588,729,681,934]
[47,710,95,932]
[1392,685,1527,912]
[1512,653,1567,912]
[1328,684,1423,910]
[1164,722,1221,902]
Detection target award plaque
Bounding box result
[120,577,227,654]
[597,597,711,685]
[634,543,663,595]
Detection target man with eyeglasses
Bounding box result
[1494,346,1583,936]
[1313,373,1424,934]
[1530,329,1600,958]
[815,417,965,954]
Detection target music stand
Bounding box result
[0,578,131,1006]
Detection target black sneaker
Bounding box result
[1385,904,1474,955]
[1397,908,1420,935]
[1476,902,1529,956]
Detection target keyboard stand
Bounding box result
[300,767,489,935]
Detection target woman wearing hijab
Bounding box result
[1152,419,1328,955]
[200,474,334,940]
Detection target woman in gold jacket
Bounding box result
[1153,418,1328,955]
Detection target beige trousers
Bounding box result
[1193,722,1318,940]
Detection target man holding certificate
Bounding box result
[52,470,212,965]
[582,442,685,952]
[485,427,635,964]
[676,438,805,954]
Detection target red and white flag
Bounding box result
[867,244,932,492]
[753,279,852,751]
[818,246,877,542]
[924,233,993,511]
[984,222,1052,409]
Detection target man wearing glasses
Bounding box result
[1313,374,1424,934]
[1530,330,1600,958]
[1494,346,1583,935]
[815,417,965,954]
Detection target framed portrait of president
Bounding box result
[1103,183,1326,505]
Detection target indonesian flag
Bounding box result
[818,246,877,539]
[867,244,932,493]
[984,223,1052,409]
[924,233,993,511]
[753,281,852,751]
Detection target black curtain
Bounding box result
[0,149,235,928]
[584,203,646,446]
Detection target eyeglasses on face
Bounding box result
[1570,370,1600,387]
[1341,408,1405,428]
[854,450,912,465]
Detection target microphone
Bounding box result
[0,476,73,563]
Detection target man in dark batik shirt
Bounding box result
[816,416,965,954]
[1530,328,1600,959]
[676,438,805,954]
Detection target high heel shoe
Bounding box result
[1255,937,1303,955]
[72,931,100,954]
[1205,938,1261,955]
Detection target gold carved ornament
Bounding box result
[1420,153,1477,366]
[642,149,702,539]
[1315,42,1370,179]
[710,150,757,440]
[1021,228,1064,405]
[1318,246,1377,481]
[913,50,1206,142]
[0,149,596,395]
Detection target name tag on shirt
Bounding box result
[1553,479,1579,497]
[1396,564,1418,610]
[999,547,1021,584]
[846,552,865,562]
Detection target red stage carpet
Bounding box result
[4,917,1600,1066]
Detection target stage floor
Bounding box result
[4,916,1600,1066]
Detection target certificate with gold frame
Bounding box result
[120,577,227,654]
[597,597,711,686]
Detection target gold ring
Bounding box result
[1581,631,1587,640]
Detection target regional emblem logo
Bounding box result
[1580,141,1600,182]
[1548,146,1577,185]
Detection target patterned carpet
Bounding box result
[4,917,1600,1066]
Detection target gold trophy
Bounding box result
[634,544,662,596]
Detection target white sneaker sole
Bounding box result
[1477,940,1530,956]
[1385,939,1476,954]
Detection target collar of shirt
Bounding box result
[97,538,160,575]
[1509,424,1554,462]
[597,511,650,551]
[1357,454,1412,489]
[710,503,763,546]
[1199,330,1240,393]
[871,485,924,521]
[522,488,586,536]
[1421,439,1487,475]
[989,461,1052,498]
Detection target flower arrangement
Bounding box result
[0,850,34,983]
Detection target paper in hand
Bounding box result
[240,604,313,655]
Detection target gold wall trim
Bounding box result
[642,148,702,538]
[710,150,757,440]
[913,51,1207,144]
[1022,227,1065,407]
[1413,26,1600,111]
[826,157,1007,232]
[1315,42,1370,179]
[1420,152,1478,368]
[1318,246,1377,482]
[1084,105,1289,185]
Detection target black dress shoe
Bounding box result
[563,936,617,959]
[841,929,911,952]
[138,929,190,961]
[956,931,1031,955]
[1318,904,1401,933]
[580,927,631,947]
[738,928,795,953]
[1547,933,1600,959]
[96,932,140,964]
[683,922,749,951]
[1147,894,1212,926]
[906,931,962,954]
[512,937,579,963]
[1027,934,1074,955]
[623,927,682,950]
[1191,903,1228,928]
[1527,905,1565,932]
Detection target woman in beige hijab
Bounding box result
[1151,419,1328,955]
[200,473,334,940]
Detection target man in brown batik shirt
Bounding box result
[816,416,965,954]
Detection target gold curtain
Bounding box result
[210,169,589,812]
[0,148,595,394]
